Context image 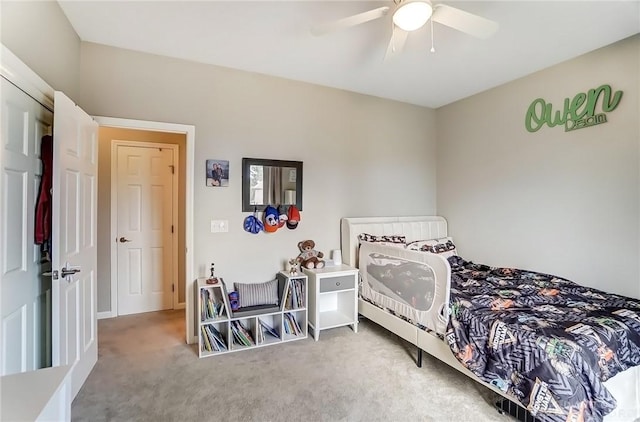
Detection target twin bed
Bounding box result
[341,216,640,422]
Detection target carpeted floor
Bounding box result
[72,310,508,421]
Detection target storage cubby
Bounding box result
[197,272,308,358]
[257,314,282,345]
[318,289,356,328]
[200,321,229,357]
[200,282,228,323]
[282,275,306,310]
[230,319,256,349]
[282,310,307,341]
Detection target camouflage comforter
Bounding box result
[445,256,640,422]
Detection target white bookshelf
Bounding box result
[197,271,307,358]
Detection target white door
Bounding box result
[51,91,98,399]
[1,77,53,375]
[116,144,174,315]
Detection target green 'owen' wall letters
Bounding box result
[525,84,623,133]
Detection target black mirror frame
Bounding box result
[242,158,303,212]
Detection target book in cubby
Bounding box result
[200,280,228,322]
[198,279,232,357]
[282,275,306,310]
[230,319,256,349]
[283,312,305,340]
[257,314,281,345]
[201,322,228,354]
[197,272,308,358]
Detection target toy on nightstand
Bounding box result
[288,258,300,275]
[296,239,325,269]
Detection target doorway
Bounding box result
[94,117,195,345]
[2,44,99,406]
[113,141,177,315]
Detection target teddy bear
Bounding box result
[297,240,325,269]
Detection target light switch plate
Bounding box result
[211,219,229,233]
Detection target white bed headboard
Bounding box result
[341,216,448,268]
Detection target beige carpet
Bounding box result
[72,310,507,421]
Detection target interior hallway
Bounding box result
[97,310,185,358]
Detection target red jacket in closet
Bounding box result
[35,135,53,245]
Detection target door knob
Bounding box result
[119,237,131,243]
[60,266,81,278]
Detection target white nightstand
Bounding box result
[303,264,359,341]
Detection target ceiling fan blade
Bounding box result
[384,26,409,62]
[311,6,390,36]
[431,4,499,39]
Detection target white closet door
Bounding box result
[51,91,98,399]
[1,77,53,375]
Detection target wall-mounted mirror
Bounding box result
[242,158,303,212]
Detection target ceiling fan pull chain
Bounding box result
[430,19,436,53]
[391,24,396,52]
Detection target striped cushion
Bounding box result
[235,280,279,308]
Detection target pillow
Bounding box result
[407,237,458,258]
[235,280,279,308]
[358,233,406,247]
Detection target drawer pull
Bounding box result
[336,282,340,286]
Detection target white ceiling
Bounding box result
[58,1,640,108]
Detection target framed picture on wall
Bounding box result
[206,159,229,187]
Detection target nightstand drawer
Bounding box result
[319,275,355,293]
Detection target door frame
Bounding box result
[111,140,180,315]
[93,116,195,344]
[2,46,99,401]
[0,45,54,112]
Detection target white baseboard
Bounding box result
[97,311,115,320]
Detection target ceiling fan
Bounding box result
[311,0,499,60]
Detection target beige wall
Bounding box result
[1,0,436,317]
[436,35,640,299]
[98,128,187,313]
[16,1,634,315]
[0,0,81,101]
[78,42,437,310]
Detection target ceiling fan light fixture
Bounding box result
[392,1,433,32]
